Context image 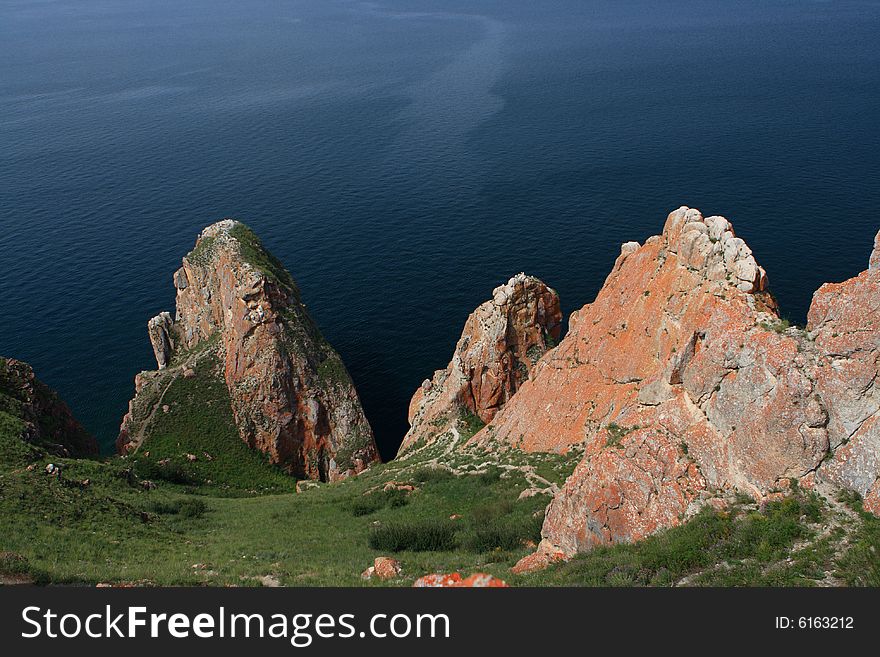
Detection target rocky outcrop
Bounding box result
[118,219,378,481]
[147,312,174,370]
[808,232,880,515]
[398,274,561,455]
[0,357,98,457]
[361,557,402,581]
[465,207,880,568]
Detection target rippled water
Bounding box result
[2,0,879,458]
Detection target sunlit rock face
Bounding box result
[398,273,561,456]
[485,207,880,569]
[118,220,378,482]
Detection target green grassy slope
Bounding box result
[2,376,879,586]
[126,352,294,496]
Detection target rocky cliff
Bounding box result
[398,274,561,455]
[0,357,98,457]
[424,207,880,570]
[118,220,378,481]
[808,246,880,515]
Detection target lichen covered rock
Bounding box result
[412,572,508,587]
[483,207,880,567]
[808,233,880,507]
[398,273,561,455]
[118,219,378,481]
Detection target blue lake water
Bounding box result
[2,0,879,459]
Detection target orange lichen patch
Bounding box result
[413,573,509,588]
[864,479,880,516]
[541,423,707,554]
[413,573,463,587]
[511,540,567,574]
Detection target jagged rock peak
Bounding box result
[119,219,379,482]
[397,273,561,456]
[661,206,769,293]
[0,357,98,457]
[449,206,880,572]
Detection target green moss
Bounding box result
[758,318,791,334]
[186,235,217,266]
[333,429,374,473]
[228,223,298,292]
[317,353,350,388]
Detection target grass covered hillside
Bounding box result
[2,398,880,586]
[1,355,879,587]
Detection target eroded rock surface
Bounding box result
[118,220,378,481]
[398,274,560,455]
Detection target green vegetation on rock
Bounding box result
[228,223,298,292]
[127,353,293,496]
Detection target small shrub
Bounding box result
[461,515,543,552]
[387,490,409,509]
[477,466,504,486]
[605,423,637,448]
[349,488,409,516]
[145,497,207,519]
[177,498,208,519]
[410,467,454,484]
[368,521,457,552]
[471,499,515,524]
[461,500,541,552]
[351,496,385,517]
[134,459,197,486]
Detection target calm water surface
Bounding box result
[2,0,879,457]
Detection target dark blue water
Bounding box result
[2,0,879,459]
